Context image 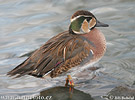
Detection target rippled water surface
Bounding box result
[0,0,135,99]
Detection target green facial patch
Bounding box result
[70,16,92,32]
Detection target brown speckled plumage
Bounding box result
[7,10,108,78]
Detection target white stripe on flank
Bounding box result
[43,69,54,77]
[90,49,94,55]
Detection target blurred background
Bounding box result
[0,0,135,99]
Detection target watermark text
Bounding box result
[0,95,52,100]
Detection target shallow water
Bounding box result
[0,0,135,99]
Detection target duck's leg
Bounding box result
[65,75,74,93]
[65,78,69,87]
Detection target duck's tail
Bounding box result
[7,58,34,78]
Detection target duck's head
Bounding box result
[69,10,109,34]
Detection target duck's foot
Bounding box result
[65,75,74,93]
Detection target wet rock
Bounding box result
[133,81,135,86]
[102,86,135,100]
[30,86,94,100]
[108,86,135,96]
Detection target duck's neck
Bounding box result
[81,28,106,55]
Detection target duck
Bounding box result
[7,10,109,86]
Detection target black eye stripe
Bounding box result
[74,16,92,23]
[84,17,92,22]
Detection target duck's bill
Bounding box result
[96,20,109,27]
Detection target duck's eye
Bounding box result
[86,17,91,22]
[89,17,96,29]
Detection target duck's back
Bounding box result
[7,31,95,78]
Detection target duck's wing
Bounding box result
[7,31,95,78]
